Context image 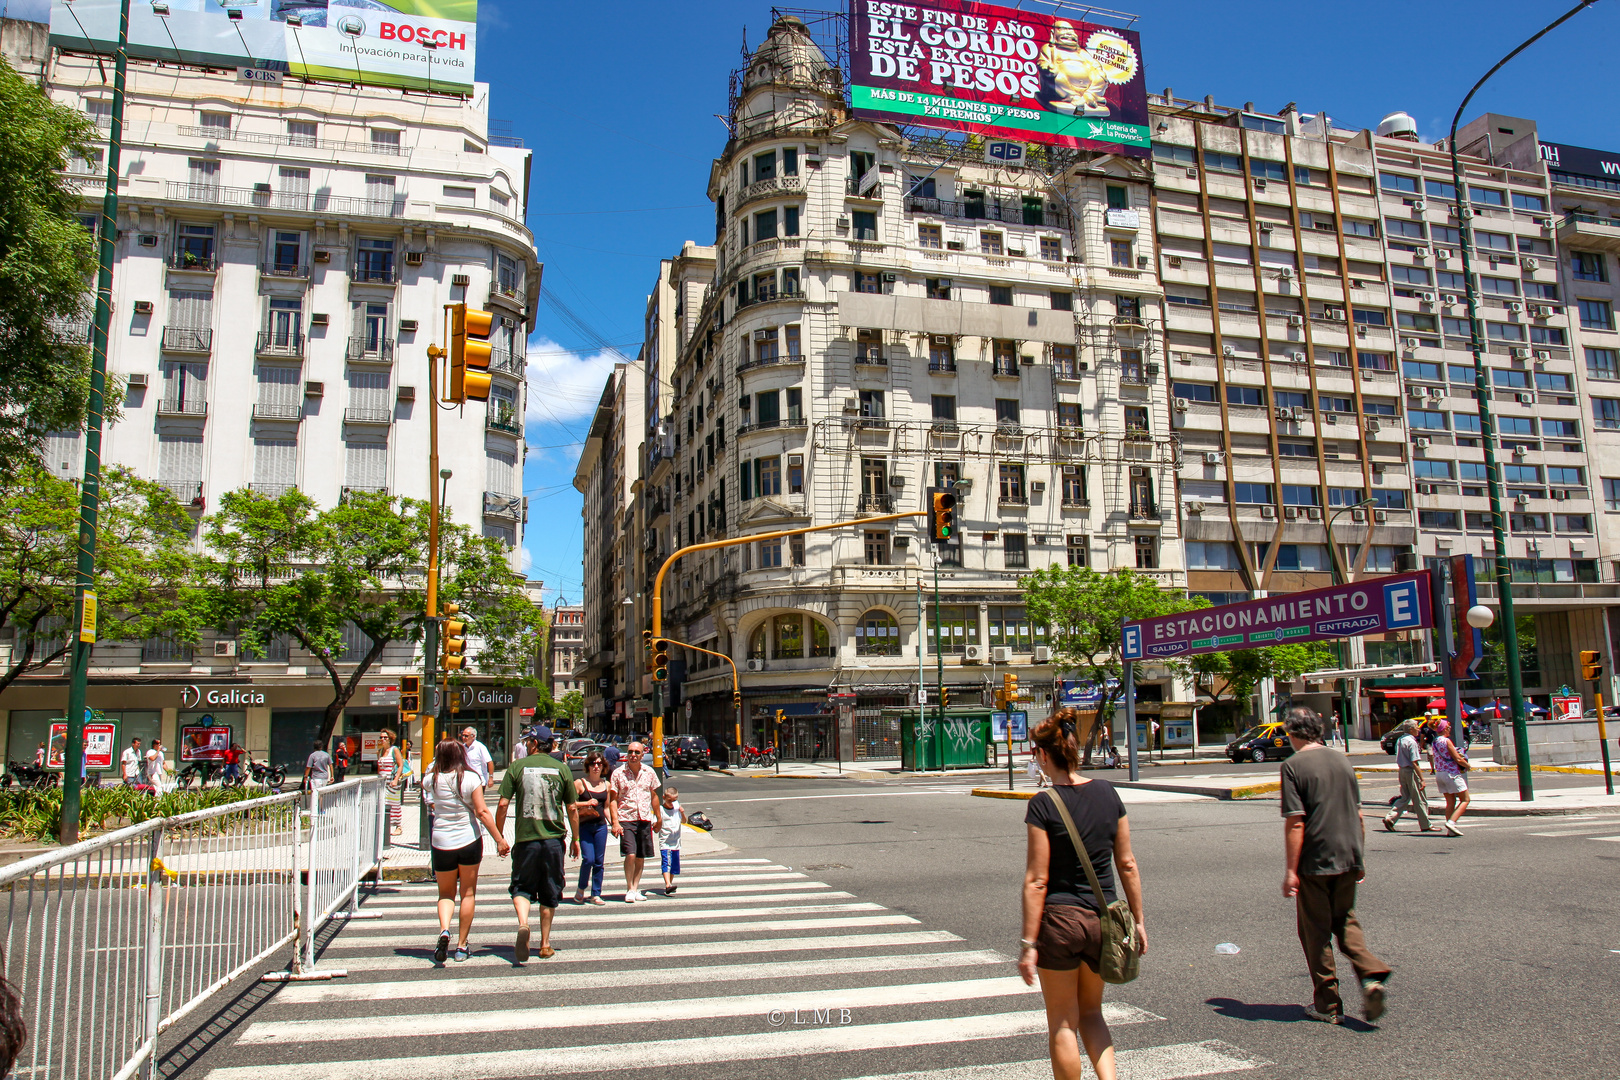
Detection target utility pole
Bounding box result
[61,0,132,844]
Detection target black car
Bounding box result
[1227,723,1293,764]
[664,735,711,770]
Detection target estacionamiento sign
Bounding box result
[847,0,1150,156]
[47,0,477,95]
[1122,571,1434,661]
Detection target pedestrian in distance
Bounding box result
[1428,719,1470,838]
[608,740,662,902]
[1019,710,1146,1080]
[32,744,44,769]
[657,784,688,895]
[332,739,350,783]
[121,738,143,788]
[602,740,621,775]
[1279,705,1391,1025]
[495,725,578,962]
[303,740,332,792]
[145,739,170,794]
[376,731,406,836]
[573,748,613,905]
[221,742,242,786]
[1382,720,1433,833]
[426,737,509,964]
[461,727,495,789]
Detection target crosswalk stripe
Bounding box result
[318,930,968,972]
[373,871,809,888]
[235,976,1046,1044]
[1591,836,1620,842]
[352,893,856,925]
[355,887,845,911]
[838,1039,1269,1080]
[318,914,921,949]
[205,1008,1157,1080]
[1527,827,1620,836]
[359,881,833,904]
[377,863,791,878]
[336,902,886,931]
[269,950,1009,1004]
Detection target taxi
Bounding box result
[1227,722,1294,764]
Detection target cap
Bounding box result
[525,724,555,743]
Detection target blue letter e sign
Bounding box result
[1382,580,1421,630]
[1121,625,1142,660]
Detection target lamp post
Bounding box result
[1446,0,1602,800]
[1326,498,1377,750]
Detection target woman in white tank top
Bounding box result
[424,738,508,964]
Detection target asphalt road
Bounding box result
[162,766,1620,1080]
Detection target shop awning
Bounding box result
[1372,687,1444,698]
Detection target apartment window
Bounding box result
[1510,514,1549,533]
[1052,344,1077,378]
[370,128,401,153]
[1282,485,1321,507]
[1391,266,1432,287]
[1233,482,1274,504]
[1134,535,1157,569]
[364,174,397,214]
[753,150,776,181]
[1386,218,1426,239]
[1413,460,1452,480]
[754,389,779,426]
[786,387,802,422]
[1343,218,1378,239]
[1603,478,1620,510]
[1556,515,1592,533]
[755,329,778,364]
[1588,348,1620,380]
[1572,251,1607,282]
[856,610,901,656]
[1488,322,1525,342]
[1057,402,1081,428]
[864,531,890,566]
[1173,381,1217,403]
[1124,405,1148,433]
[1499,416,1536,437]
[1227,385,1265,407]
[757,456,782,497]
[1187,542,1241,570]
[1476,231,1513,251]
[1530,327,1566,346]
[360,301,390,353]
[1466,185,1505,207]
[980,231,1004,255]
[1051,290,1073,311]
[1040,237,1062,261]
[784,325,801,357]
[918,223,942,248]
[252,437,297,494]
[173,223,216,268]
[995,399,1020,426]
[1544,419,1580,440]
[1580,299,1615,330]
[756,537,783,568]
[1503,464,1543,485]
[1294,165,1313,185]
[992,339,1018,375]
[1003,533,1028,569]
[1061,466,1087,505]
[934,461,960,488]
[754,209,777,241]
[269,230,304,274]
[1273,544,1330,572]
[1379,172,1420,193]
[1420,510,1459,529]
[1328,487,1365,507]
[1065,535,1090,566]
[1432,225,1462,245]
[1548,466,1584,486]
[859,389,885,419]
[989,285,1013,306]
[1408,410,1447,430]
[356,237,395,283]
[1492,368,1531,389]
[931,394,956,421]
[852,210,878,241]
[1205,152,1242,174]
[999,463,1025,502]
[855,271,883,295]
[1278,440,1314,458]
[790,534,805,565]
[926,277,951,300]
[1110,239,1133,267]
[264,297,302,350]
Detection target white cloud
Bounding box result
[523,337,624,427]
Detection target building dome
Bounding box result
[1376,111,1419,141]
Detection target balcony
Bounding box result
[351,264,398,286]
[166,250,217,274]
[857,493,894,513]
[736,417,806,436]
[161,327,212,354]
[489,282,526,312]
[346,338,395,364]
[996,423,1024,437]
[736,352,804,376]
[251,402,302,422]
[487,409,523,436]
[156,398,207,419]
[1557,212,1620,255]
[261,261,311,281]
[998,494,1028,508]
[903,194,1067,231]
[992,361,1020,378]
[340,485,388,503]
[342,407,392,425]
[163,182,405,219]
[256,330,304,358]
[1129,503,1161,520]
[176,125,405,158]
[483,491,523,521]
[48,318,91,344]
[248,483,293,498]
[489,346,525,378]
[846,177,883,199]
[928,358,958,374]
[736,284,802,310]
[162,481,204,508]
[854,349,887,366]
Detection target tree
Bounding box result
[0,465,196,695]
[1022,566,1208,762]
[556,690,585,722]
[1187,643,1338,722]
[0,57,100,470]
[197,488,546,745]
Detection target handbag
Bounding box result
[1041,788,1141,985]
[1449,739,1472,772]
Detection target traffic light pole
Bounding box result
[420,326,446,842]
[651,635,742,767]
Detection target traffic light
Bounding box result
[652,638,670,681]
[400,674,421,714]
[1582,649,1604,682]
[941,687,950,708]
[441,602,467,671]
[732,691,743,713]
[1003,672,1018,705]
[448,303,494,403]
[927,486,957,545]
[642,629,654,671]
[775,709,786,728]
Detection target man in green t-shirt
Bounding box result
[495,726,579,962]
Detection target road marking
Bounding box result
[319,914,920,949]
[206,1009,1157,1080]
[376,863,794,878]
[1591,836,1620,842]
[352,892,854,923]
[335,902,886,931]
[317,930,967,971]
[838,1039,1270,1080]
[359,883,840,906]
[270,950,1009,1004]
[361,878,823,902]
[1527,827,1620,836]
[695,791,961,804]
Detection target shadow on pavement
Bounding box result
[1206,997,1378,1032]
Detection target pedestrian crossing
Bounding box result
[1435,815,1620,843]
[201,856,1271,1080]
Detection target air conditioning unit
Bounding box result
[1517,393,1535,404]
[1185,167,1198,178]
[1254,178,1268,190]
[1508,301,1525,314]
[1187,501,1206,513]
[1222,345,1237,358]
[1442,294,1460,305]
[1419,291,1437,303]
[1351,508,1367,523]
[452,273,471,287]
[746,659,765,672]
[397,385,416,403]
[1415,437,1431,450]
[882,272,897,282]
[1512,445,1528,458]
[1137,255,1150,269]
[305,380,323,397]
[990,646,1012,663]
[1515,493,1531,506]
[1033,646,1051,663]
[1260,505,1277,519]
[126,371,148,387]
[1415,247,1431,260]
[1203,452,1221,465]
[404,251,424,266]
[138,234,158,247]
[842,397,859,413]
[754,329,772,342]
[1167,256,1183,268]
[399,319,418,332]
[1436,249,1453,259]
[1306,507,1322,521]
[1416,483,1436,495]
[1291,351,1306,362]
[133,300,154,315]
[310,313,329,326]
[1429,385,1445,397]
[1284,506,1299,521]
[313,249,332,263]
[1288,314,1303,327]
[1329,309,1347,321]
[1413,200,1427,212]
[1552,489,1570,501]
[1029,480,1045,493]
[1278,267,1295,280]
[931,334,951,344]
[1404,337,1421,349]
[1522,257,1539,270]
[1166,395,1189,413]
[1130,466,1149,477]
[963,644,985,662]
[1351,279,1365,289]
[1374,509,1388,523]
[1366,419,1382,433]
[1533,349,1551,361]
[1511,347,1530,359]
[213,640,237,658]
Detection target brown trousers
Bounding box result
[1295,871,1391,1015]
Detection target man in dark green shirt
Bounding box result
[495,726,579,962]
[1280,705,1391,1025]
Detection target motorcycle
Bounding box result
[1,762,59,790]
[248,760,287,792]
[176,760,221,790]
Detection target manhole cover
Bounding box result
[802,863,852,871]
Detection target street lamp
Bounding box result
[1325,498,1377,750]
[1446,0,1602,801]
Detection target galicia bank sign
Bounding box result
[1121,571,1433,661]
[180,685,268,709]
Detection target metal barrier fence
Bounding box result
[0,777,385,1080]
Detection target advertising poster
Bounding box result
[180,724,232,762]
[848,0,1150,155]
[990,711,1028,741]
[360,731,383,764]
[1551,695,1583,723]
[46,721,119,772]
[50,1,477,94]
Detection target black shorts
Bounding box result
[620,820,656,858]
[1035,903,1103,973]
[509,838,566,908]
[430,838,483,873]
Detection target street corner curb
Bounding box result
[1227,781,1283,800]
[1434,804,1620,817]
[971,787,1036,800]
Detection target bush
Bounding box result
[0,785,286,844]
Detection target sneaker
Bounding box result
[1362,979,1387,1023]
[432,932,449,966]
[1444,821,1463,837]
[666,885,677,896]
[624,890,639,904]
[515,925,530,964]
[452,946,469,963]
[1302,1006,1342,1024]
[1381,815,1397,832]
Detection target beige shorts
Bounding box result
[1436,770,1468,794]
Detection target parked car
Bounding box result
[664,735,712,770]
[1227,723,1293,764]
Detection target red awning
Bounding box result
[1373,687,1444,698]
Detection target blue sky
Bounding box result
[493,0,1620,604]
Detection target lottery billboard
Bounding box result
[848,0,1150,156]
[49,1,477,94]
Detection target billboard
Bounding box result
[847,0,1150,156]
[179,724,232,762]
[1122,571,1434,661]
[46,721,119,772]
[49,1,476,94]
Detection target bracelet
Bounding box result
[1019,938,1038,950]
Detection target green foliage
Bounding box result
[0,464,196,694]
[556,690,585,722]
[0,57,100,468]
[1188,642,1339,710]
[0,784,284,843]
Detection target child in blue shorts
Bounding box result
[658,785,687,895]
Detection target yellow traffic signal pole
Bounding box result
[1583,650,1613,795]
[653,636,745,767]
[422,313,447,781]
[650,511,927,772]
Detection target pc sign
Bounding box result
[1122,571,1434,661]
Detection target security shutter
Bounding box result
[485,448,516,495]
[365,174,396,212]
[158,434,204,484]
[256,365,300,409]
[482,522,515,547]
[163,361,207,406]
[42,431,82,478]
[253,438,297,488]
[344,438,387,490]
[347,368,390,412]
[168,289,213,328]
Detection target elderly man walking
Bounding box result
[608,741,662,903]
[1280,705,1392,1025]
[1382,719,1432,833]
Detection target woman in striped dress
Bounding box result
[377,731,406,835]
